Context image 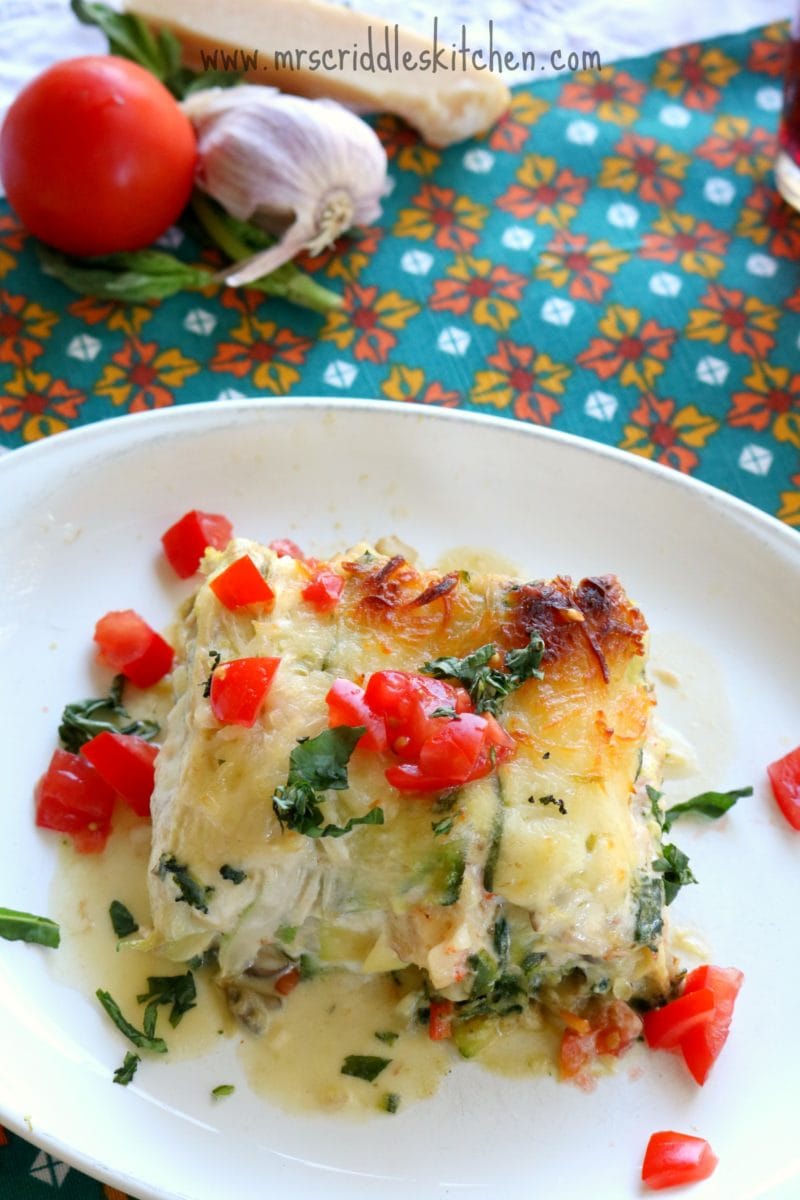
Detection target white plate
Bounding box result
[1,399,798,1200]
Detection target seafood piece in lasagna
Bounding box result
[148,538,675,1043]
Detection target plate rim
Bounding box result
[0,396,797,558]
[1,397,798,1200]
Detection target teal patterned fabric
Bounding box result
[1,19,799,1199]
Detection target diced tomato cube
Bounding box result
[161,509,233,578]
[93,610,174,687]
[81,731,158,819]
[209,657,280,727]
[268,539,304,560]
[678,965,743,1085]
[767,745,800,830]
[641,1131,718,1190]
[325,679,387,753]
[209,555,274,611]
[429,998,454,1041]
[35,747,115,853]
[642,987,716,1050]
[301,568,344,612]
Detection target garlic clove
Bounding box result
[183,86,389,284]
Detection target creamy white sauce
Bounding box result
[45,625,727,1115]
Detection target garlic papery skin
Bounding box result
[182,86,389,286]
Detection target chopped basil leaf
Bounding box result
[212,1084,235,1098]
[0,907,60,948]
[653,843,697,906]
[109,900,139,939]
[422,631,544,717]
[374,1030,399,1045]
[137,972,197,1029]
[431,815,454,837]
[219,864,247,884]
[58,674,159,753]
[157,855,214,913]
[96,989,168,1053]
[113,1052,140,1086]
[273,726,384,838]
[662,786,752,833]
[341,1055,391,1082]
[381,1092,400,1113]
[202,650,222,699]
[430,706,457,719]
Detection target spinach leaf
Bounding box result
[157,855,214,913]
[662,786,752,833]
[341,1055,391,1082]
[634,874,665,947]
[273,726,384,839]
[113,1052,141,1086]
[58,674,159,753]
[0,907,60,948]
[109,900,139,939]
[96,989,168,1053]
[421,631,544,717]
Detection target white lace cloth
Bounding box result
[0,0,792,194]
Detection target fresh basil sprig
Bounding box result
[71,0,242,98]
[273,727,385,839]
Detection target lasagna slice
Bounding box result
[148,539,674,1043]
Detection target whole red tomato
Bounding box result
[0,56,197,255]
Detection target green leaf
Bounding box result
[70,0,243,98]
[137,972,197,1028]
[157,855,214,913]
[341,1055,391,1082]
[96,989,168,1053]
[273,726,385,839]
[58,674,159,753]
[662,786,752,833]
[431,815,454,837]
[422,631,544,717]
[109,900,139,939]
[374,1030,399,1045]
[0,907,60,948]
[113,1052,141,1086]
[653,843,697,906]
[212,1084,235,1098]
[381,1092,400,1113]
[38,244,216,303]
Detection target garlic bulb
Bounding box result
[182,86,389,286]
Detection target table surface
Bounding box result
[1,2,799,1197]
